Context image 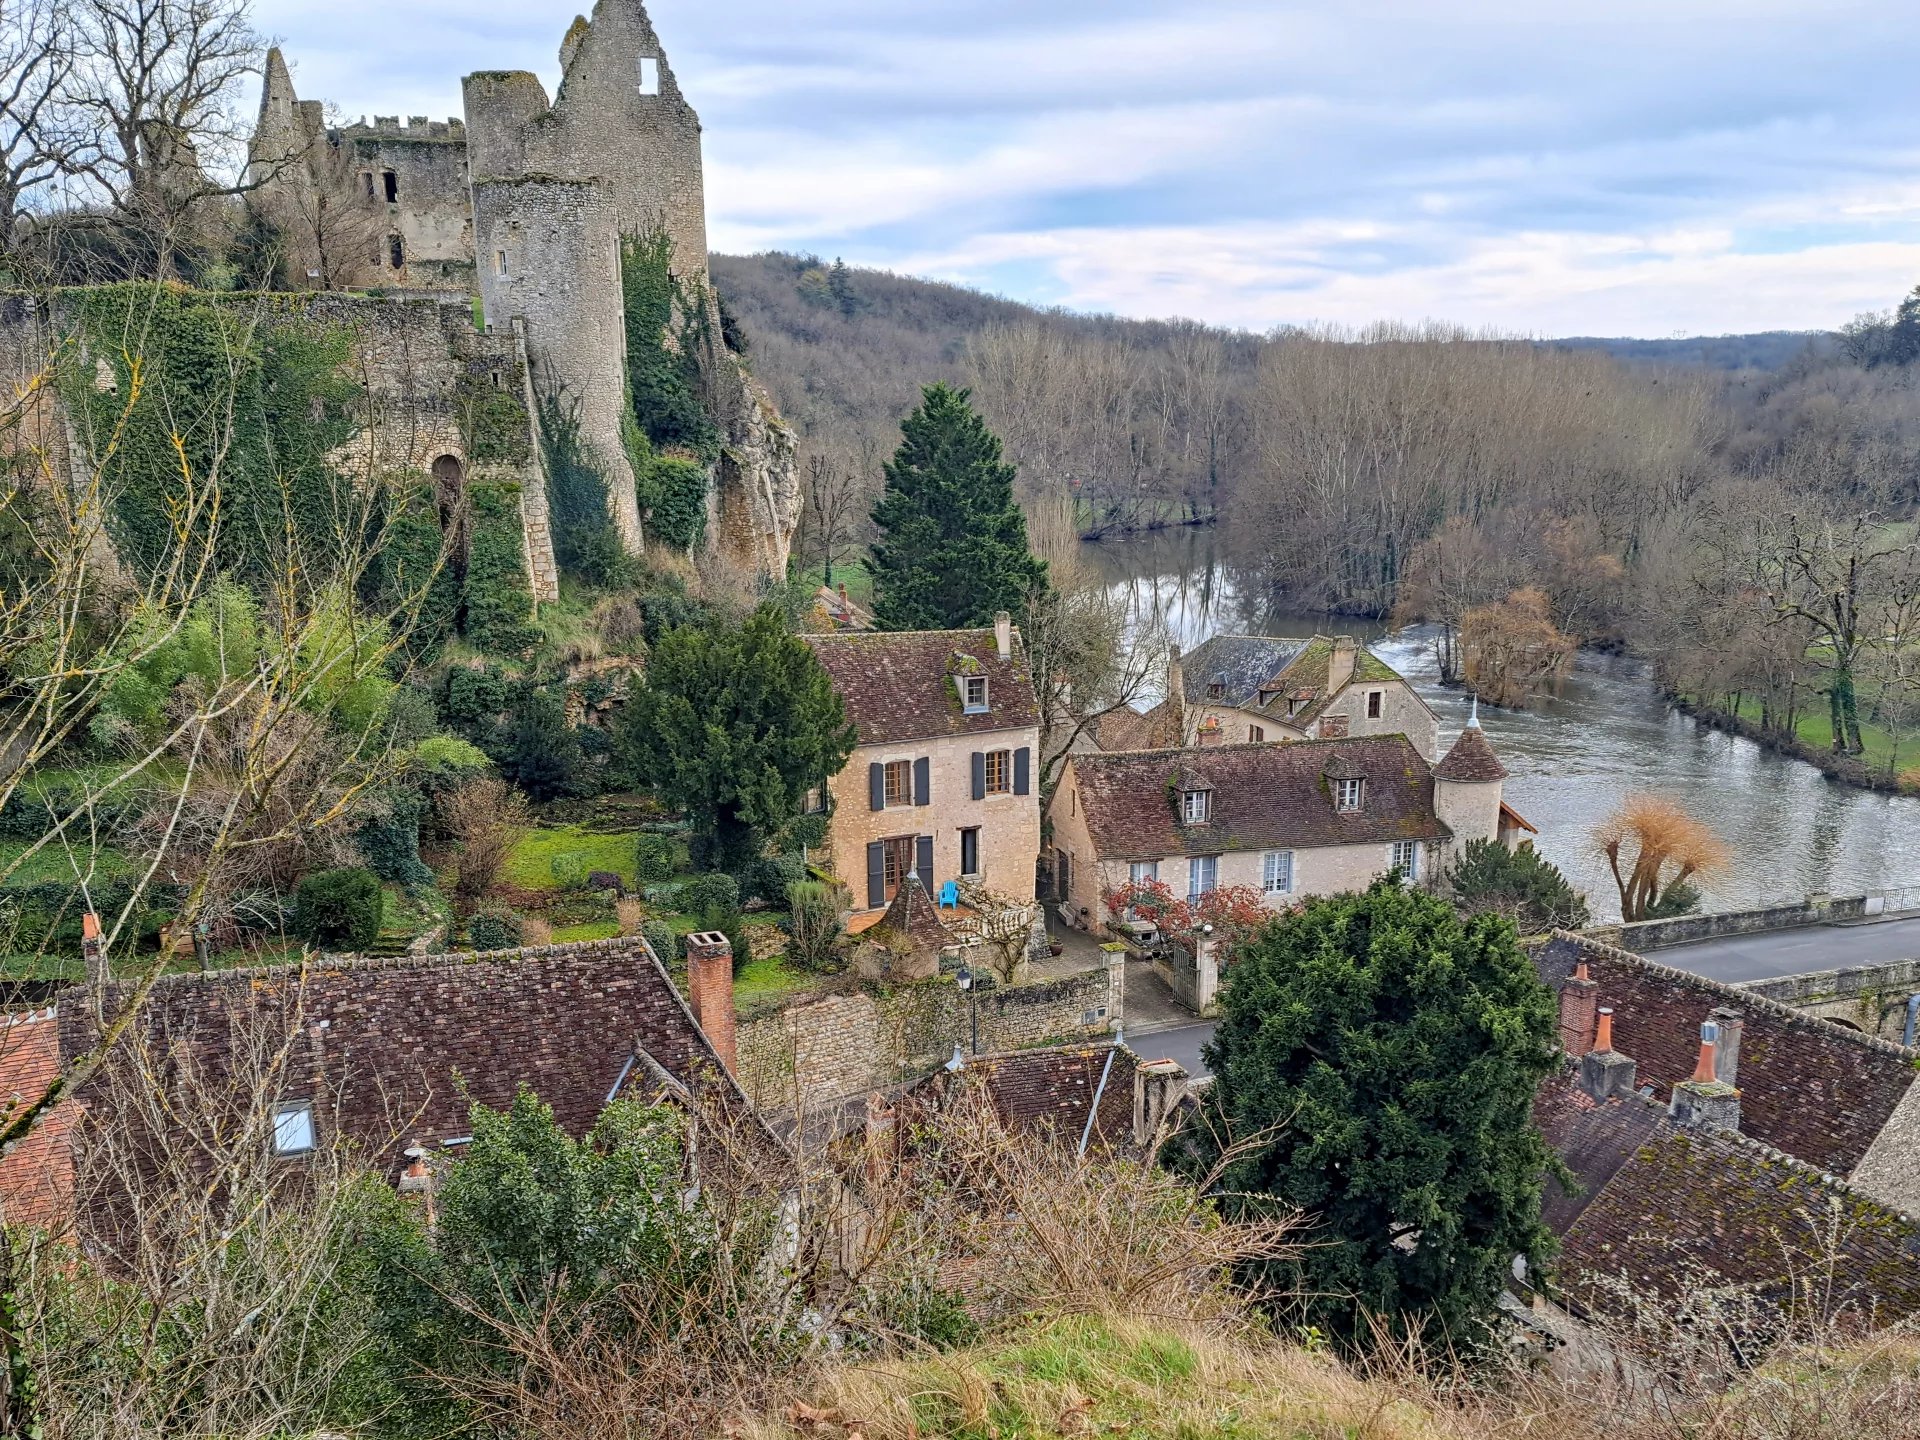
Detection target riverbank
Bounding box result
[1668,694,1917,795]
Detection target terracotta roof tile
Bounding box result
[804,629,1039,746]
[1070,736,1450,860]
[1090,699,1182,752]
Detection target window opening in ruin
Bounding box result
[638,56,660,95]
[389,234,404,269]
[383,170,398,203]
[361,171,374,198]
[495,249,509,278]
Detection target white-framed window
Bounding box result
[802,784,826,815]
[1188,855,1218,899]
[1333,778,1364,812]
[960,674,989,713]
[1390,840,1420,881]
[1263,850,1293,894]
[1129,859,1159,885]
[271,1100,316,1157]
[883,759,913,807]
[1182,789,1210,823]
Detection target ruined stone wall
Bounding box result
[735,964,1122,1114]
[341,118,476,291]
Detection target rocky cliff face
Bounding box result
[704,332,801,580]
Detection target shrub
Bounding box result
[739,852,805,908]
[550,853,589,891]
[679,871,739,917]
[640,918,677,964]
[356,790,434,892]
[466,910,524,951]
[502,689,589,803]
[440,777,529,910]
[636,832,678,885]
[1445,838,1590,934]
[295,868,384,951]
[786,880,845,973]
[784,812,829,853]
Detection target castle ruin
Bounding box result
[246,0,800,591]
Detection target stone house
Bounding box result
[1095,634,1439,761]
[1534,931,1920,1330]
[1049,720,1512,933]
[804,615,1041,916]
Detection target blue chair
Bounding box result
[938,881,960,909]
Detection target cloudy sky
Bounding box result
[258,0,1920,338]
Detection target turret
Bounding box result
[1432,698,1507,847]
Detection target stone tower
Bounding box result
[463,0,800,576]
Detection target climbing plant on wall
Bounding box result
[539,394,633,586]
[618,230,720,463]
[66,284,366,586]
[460,481,538,656]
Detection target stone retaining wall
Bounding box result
[737,958,1124,1113]
[1584,893,1867,952]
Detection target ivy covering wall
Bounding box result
[619,230,717,554]
[66,284,365,584]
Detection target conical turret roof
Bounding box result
[877,871,958,951]
[1434,721,1508,782]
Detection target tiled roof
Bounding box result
[1534,934,1918,1176]
[1434,723,1508,782]
[804,629,1039,746]
[1070,736,1450,860]
[904,1043,1143,1147]
[1090,700,1182,753]
[1183,635,1312,708]
[874,872,957,950]
[1534,1070,1920,1325]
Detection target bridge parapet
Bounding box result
[1739,959,1920,1044]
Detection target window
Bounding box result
[984,749,1011,795]
[1182,789,1210,824]
[882,836,916,899]
[803,785,826,815]
[960,826,980,878]
[1367,690,1384,719]
[361,171,374,199]
[388,233,404,269]
[638,55,660,95]
[1248,724,1265,743]
[1206,678,1225,699]
[961,674,989,713]
[1188,855,1218,899]
[883,760,913,807]
[1263,850,1294,894]
[382,170,398,204]
[494,248,509,277]
[1129,859,1159,885]
[1333,778,1364,812]
[1390,840,1420,881]
[271,1101,315,1157]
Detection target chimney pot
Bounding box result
[994,610,1012,661]
[1691,1019,1720,1085]
[1578,1006,1637,1102]
[1670,1019,1741,1131]
[82,911,107,988]
[1593,1006,1614,1054]
[1709,1006,1744,1089]
[685,931,737,1076]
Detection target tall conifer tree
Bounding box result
[868,384,1047,630]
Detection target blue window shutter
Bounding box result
[1013,746,1031,795]
[869,762,885,811]
[913,756,931,806]
[971,752,986,801]
[866,842,885,909]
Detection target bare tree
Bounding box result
[1594,793,1729,922]
[62,0,271,273]
[0,0,84,257]
[798,449,861,588]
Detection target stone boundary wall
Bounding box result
[1583,893,1867,952]
[737,960,1124,1114]
[1741,958,1920,1042]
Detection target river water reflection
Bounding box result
[1082,530,1920,921]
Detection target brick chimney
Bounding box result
[1578,1006,1638,1102]
[1328,636,1359,693]
[81,911,107,990]
[1669,1019,1741,1132]
[685,931,737,1076]
[1167,644,1186,735]
[1557,958,1598,1055]
[994,609,1012,661]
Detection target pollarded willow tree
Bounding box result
[1593,792,1728,922]
[1182,879,1561,1353]
[868,383,1048,632]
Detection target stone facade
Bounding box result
[245,2,800,584]
[735,959,1123,1114]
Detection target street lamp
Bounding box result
[956,964,979,1056]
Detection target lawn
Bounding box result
[552,919,622,943]
[733,954,813,1007]
[504,825,638,891]
[0,839,137,886]
[1726,695,1911,777]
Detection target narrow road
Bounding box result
[1645,916,1920,984]
[1121,917,1920,1079]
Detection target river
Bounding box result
[1082,529,1920,922]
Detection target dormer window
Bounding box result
[961,674,989,713]
[1182,789,1211,824]
[1206,676,1226,700]
[1332,778,1364,812]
